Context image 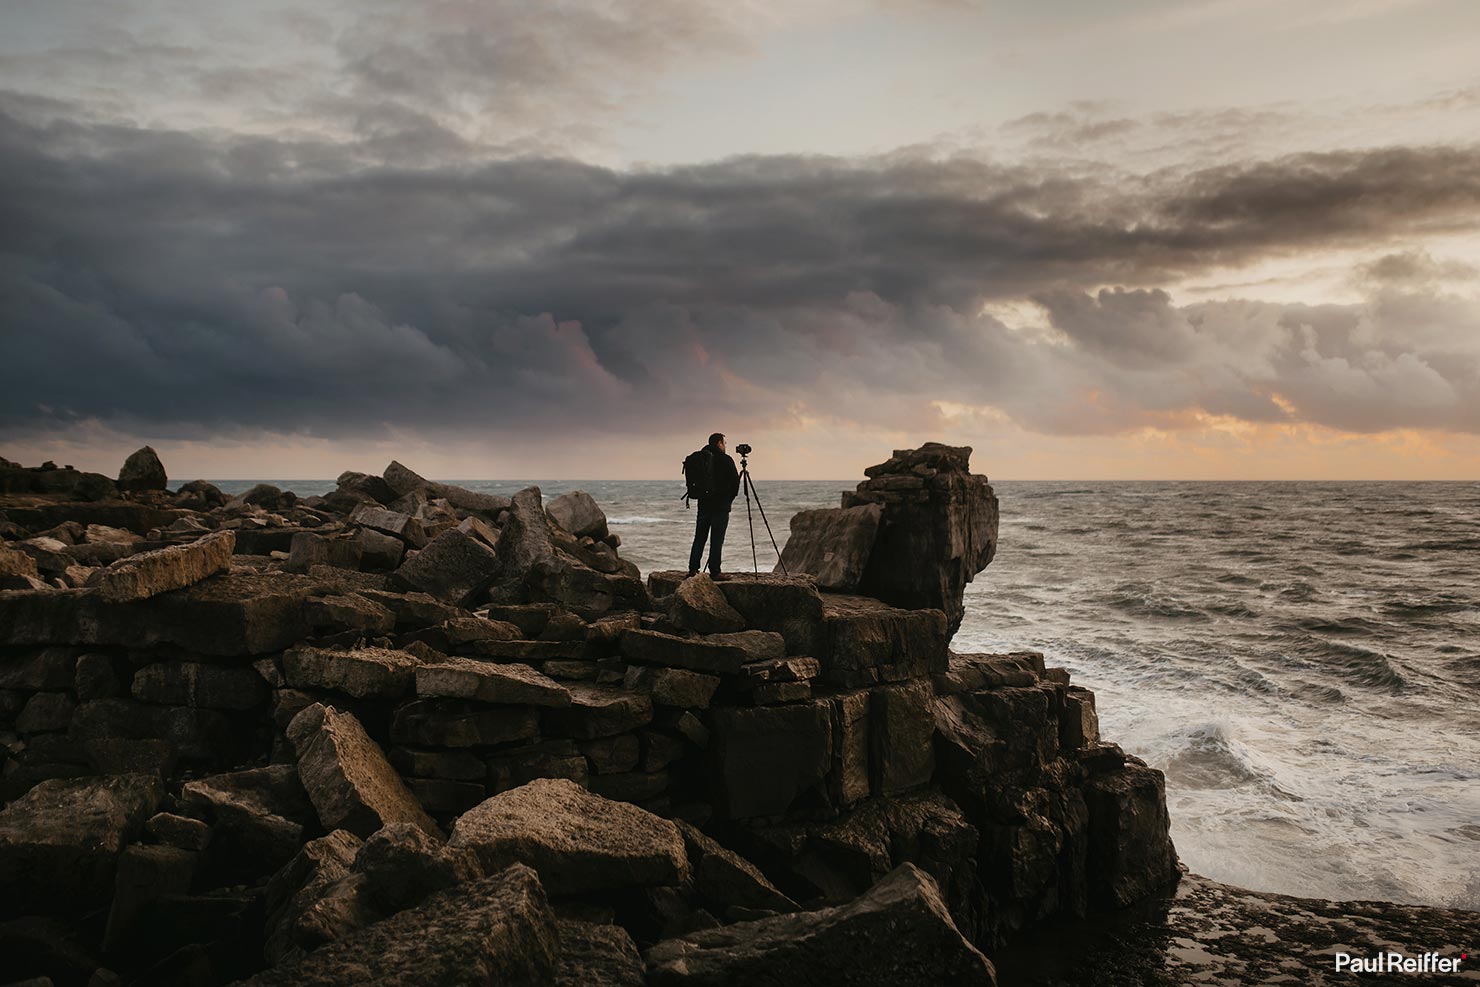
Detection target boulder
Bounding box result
[117,446,167,492]
[85,529,235,602]
[776,503,883,592]
[554,920,645,987]
[283,646,421,700]
[391,699,539,748]
[287,703,442,839]
[493,486,555,589]
[382,461,512,515]
[675,821,798,915]
[703,630,786,663]
[263,829,367,965]
[351,822,483,913]
[821,594,949,687]
[391,527,500,607]
[349,526,403,571]
[645,862,996,986]
[649,571,826,657]
[304,593,396,635]
[146,812,212,851]
[415,657,570,707]
[180,764,314,871]
[0,774,163,914]
[870,679,937,796]
[547,490,609,540]
[669,574,744,633]
[448,778,688,894]
[244,864,557,987]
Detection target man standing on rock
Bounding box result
[685,432,741,579]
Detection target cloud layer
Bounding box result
[3,89,1480,454]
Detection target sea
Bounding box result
[217,477,1480,911]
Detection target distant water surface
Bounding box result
[215,477,1480,909]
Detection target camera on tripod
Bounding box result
[735,443,753,456]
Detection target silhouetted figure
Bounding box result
[684,432,741,578]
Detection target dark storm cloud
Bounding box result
[3,93,1480,446]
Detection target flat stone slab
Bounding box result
[449,778,688,894]
[287,703,442,840]
[87,529,235,602]
[543,685,653,739]
[242,863,558,987]
[283,646,422,700]
[620,629,748,676]
[645,862,996,986]
[415,657,571,707]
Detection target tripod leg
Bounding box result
[744,470,758,572]
[746,471,788,575]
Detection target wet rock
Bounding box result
[283,646,421,700]
[450,778,688,894]
[547,490,610,540]
[776,502,883,592]
[623,666,721,709]
[670,574,744,633]
[415,657,571,707]
[287,703,442,839]
[391,527,500,607]
[131,659,268,710]
[244,863,558,987]
[391,699,539,748]
[117,447,167,492]
[620,629,748,676]
[710,701,832,819]
[645,862,996,986]
[0,773,163,914]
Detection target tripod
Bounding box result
[739,452,788,575]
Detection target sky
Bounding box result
[3,0,1480,480]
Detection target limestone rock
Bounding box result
[620,629,748,676]
[544,685,653,739]
[180,764,314,871]
[703,630,785,663]
[547,490,610,540]
[287,703,442,839]
[87,530,235,602]
[776,502,883,592]
[623,666,721,709]
[415,657,570,707]
[1084,762,1179,909]
[304,593,396,636]
[670,574,744,633]
[283,646,421,700]
[448,778,688,894]
[117,446,167,492]
[391,527,500,607]
[351,822,483,913]
[555,919,645,987]
[675,821,798,915]
[391,699,539,748]
[349,505,427,548]
[645,862,996,986]
[870,679,937,796]
[382,461,512,515]
[131,659,267,710]
[0,774,163,914]
[710,701,833,819]
[263,829,367,965]
[248,864,558,987]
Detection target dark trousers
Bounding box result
[689,499,731,575]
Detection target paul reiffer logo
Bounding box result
[1333,951,1466,975]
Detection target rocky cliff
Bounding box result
[0,444,1278,986]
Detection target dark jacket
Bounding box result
[704,445,741,505]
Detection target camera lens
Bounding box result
[736,443,753,455]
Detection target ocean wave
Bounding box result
[1099,585,1209,621]
[1306,639,1410,692]
[1161,723,1268,791]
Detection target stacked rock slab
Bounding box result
[0,443,1181,986]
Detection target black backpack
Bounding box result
[682,447,714,506]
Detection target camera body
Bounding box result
[735,443,753,456]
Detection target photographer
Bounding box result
[684,432,741,579]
